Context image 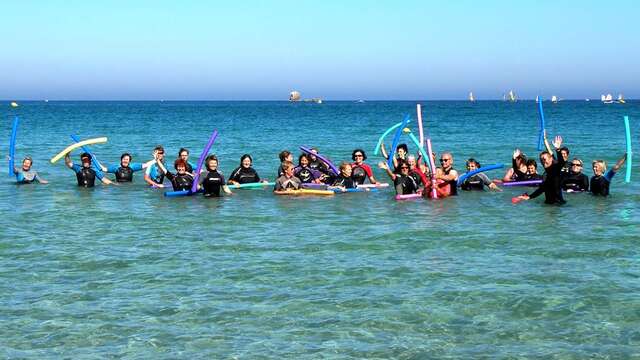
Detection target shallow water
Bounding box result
[1,101,639,358]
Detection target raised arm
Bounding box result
[612,153,627,172]
[378,161,396,180]
[64,154,74,169]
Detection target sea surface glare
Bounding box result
[1,101,639,358]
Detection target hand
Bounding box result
[513,148,521,159]
[552,135,563,149]
[377,161,388,170]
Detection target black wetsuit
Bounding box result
[510,159,527,181]
[590,170,616,196]
[528,157,567,205]
[442,168,458,196]
[332,175,356,189]
[394,174,419,195]
[165,171,194,191]
[561,172,589,192]
[461,173,491,191]
[309,159,330,175]
[229,166,260,184]
[76,167,97,188]
[201,169,225,197]
[294,166,318,183]
[114,166,134,182]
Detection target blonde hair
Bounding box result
[592,159,606,172]
[281,161,294,171]
[339,162,351,171]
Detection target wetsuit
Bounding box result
[165,171,194,191]
[558,150,570,175]
[106,163,144,182]
[229,166,261,184]
[351,163,373,185]
[71,164,103,188]
[441,168,458,196]
[14,168,40,184]
[523,173,543,187]
[309,159,331,175]
[145,163,165,185]
[510,158,527,181]
[276,164,285,178]
[274,175,301,191]
[590,170,616,196]
[201,169,226,197]
[527,157,567,205]
[332,175,356,189]
[461,173,492,191]
[561,172,589,192]
[185,161,195,174]
[394,174,419,195]
[294,166,322,183]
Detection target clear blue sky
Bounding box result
[1,0,638,100]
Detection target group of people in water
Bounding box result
[10,130,628,204]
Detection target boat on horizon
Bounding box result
[617,94,626,104]
[551,95,559,103]
[506,90,517,102]
[602,94,614,104]
[289,90,301,102]
[469,92,475,102]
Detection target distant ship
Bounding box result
[617,94,626,104]
[504,90,517,102]
[469,92,475,102]
[303,98,322,104]
[602,94,614,104]
[551,95,559,103]
[535,96,539,103]
[289,91,301,102]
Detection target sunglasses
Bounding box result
[440,158,451,162]
[354,154,363,157]
[571,163,582,166]
[400,166,410,170]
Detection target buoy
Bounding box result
[402,127,411,134]
[10,102,19,108]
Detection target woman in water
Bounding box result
[228,154,265,185]
[12,156,48,184]
[200,154,232,197]
[502,148,528,182]
[350,149,379,185]
[590,154,627,196]
[561,158,589,192]
[294,154,324,184]
[157,158,194,191]
[516,134,567,205]
[100,153,154,183]
[276,150,294,178]
[380,143,409,170]
[460,159,500,191]
[331,162,356,190]
[178,148,196,174]
[379,159,419,195]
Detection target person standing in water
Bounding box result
[228,154,265,185]
[200,154,232,197]
[590,154,627,196]
[65,152,113,187]
[12,156,48,184]
[274,161,301,193]
[561,158,589,192]
[144,145,167,188]
[100,153,154,183]
[435,152,459,196]
[517,134,567,205]
[350,149,379,185]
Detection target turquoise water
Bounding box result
[1,101,639,358]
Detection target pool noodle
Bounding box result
[387,114,411,169]
[501,180,543,186]
[374,118,412,155]
[456,163,504,186]
[624,116,632,183]
[190,130,218,193]
[537,98,546,151]
[408,132,430,165]
[299,146,339,175]
[425,138,438,199]
[70,134,104,171]
[275,189,335,196]
[357,183,389,188]
[8,115,18,176]
[333,187,378,193]
[417,104,424,149]
[395,193,422,200]
[228,182,275,189]
[164,189,203,197]
[50,137,108,163]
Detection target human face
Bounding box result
[22,159,32,171]
[176,164,186,174]
[399,164,410,174]
[81,157,91,168]
[540,154,553,168]
[241,157,252,168]
[592,163,604,176]
[286,154,293,162]
[284,166,294,177]
[570,161,583,174]
[300,157,309,167]
[121,155,131,167]
[341,166,352,177]
[155,150,165,161]
[207,159,218,170]
[467,162,477,171]
[353,152,364,164]
[560,150,569,161]
[179,151,189,161]
[527,164,537,174]
[408,157,417,168]
[440,155,452,168]
[397,148,407,158]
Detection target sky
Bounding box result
[1,0,638,100]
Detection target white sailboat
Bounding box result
[601,94,606,102]
[469,92,475,102]
[603,94,614,104]
[535,96,539,103]
[617,94,626,104]
[507,90,517,102]
[551,95,558,103]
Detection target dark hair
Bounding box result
[179,147,189,156]
[515,154,527,163]
[298,153,310,166]
[154,145,164,152]
[80,152,92,161]
[559,146,569,154]
[351,149,367,161]
[174,158,187,170]
[279,150,291,162]
[120,153,132,161]
[240,154,253,166]
[397,144,408,153]
[526,159,537,168]
[395,159,410,172]
[466,158,480,168]
[205,154,218,170]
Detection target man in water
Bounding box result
[12,156,48,184]
[274,161,301,193]
[435,152,459,196]
[101,153,154,183]
[517,135,567,205]
[65,152,113,187]
[144,145,167,188]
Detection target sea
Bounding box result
[1,100,639,358]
